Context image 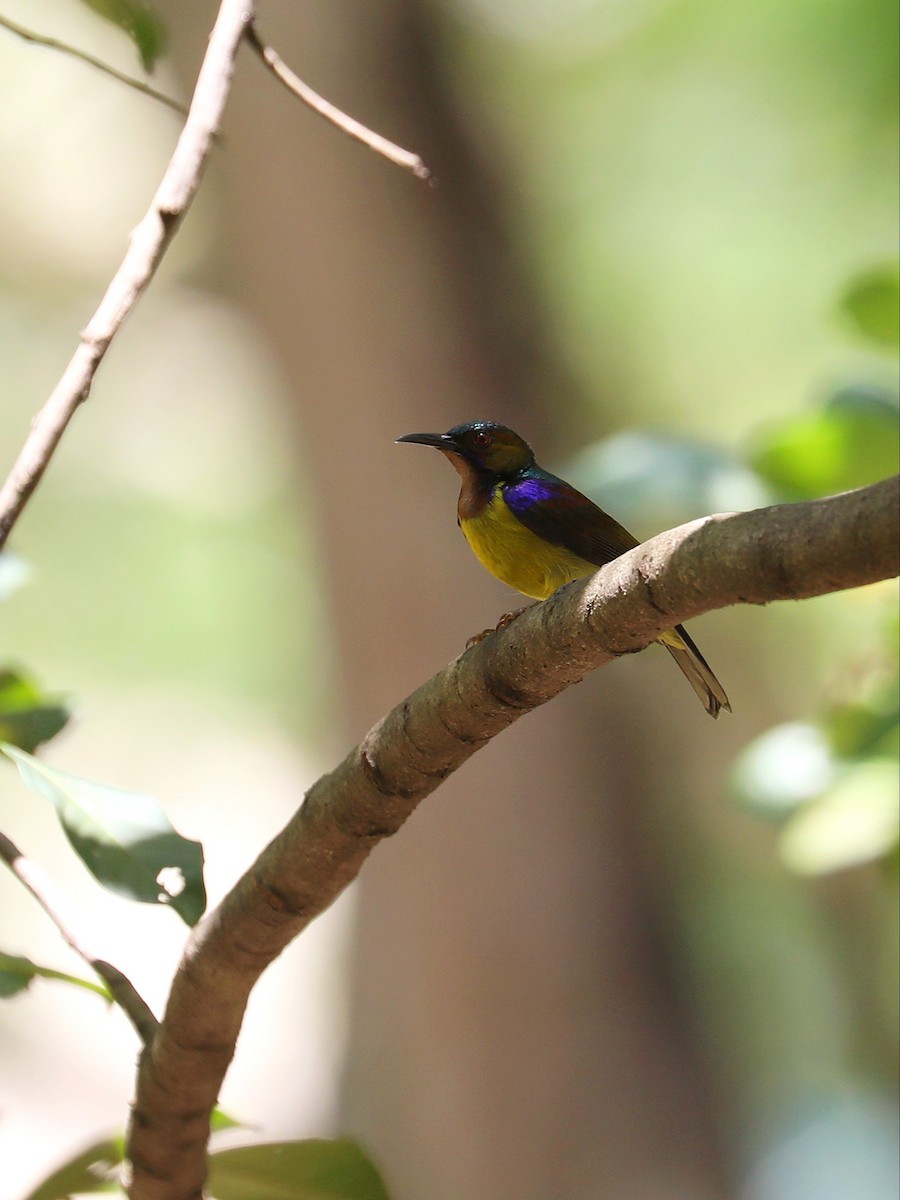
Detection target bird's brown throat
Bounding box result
[441,450,493,521]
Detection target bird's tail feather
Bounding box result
[659,625,731,719]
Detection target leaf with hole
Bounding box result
[1,745,206,926]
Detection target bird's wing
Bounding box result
[503,469,641,567]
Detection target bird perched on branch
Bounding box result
[397,420,731,718]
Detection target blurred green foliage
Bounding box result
[750,386,899,500]
[207,1138,392,1200]
[22,1136,124,1199]
[565,430,772,532]
[0,667,70,754]
[732,580,899,877]
[21,1134,391,1200]
[841,262,900,351]
[569,260,899,878]
[734,265,899,877]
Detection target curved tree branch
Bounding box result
[127,475,899,1200]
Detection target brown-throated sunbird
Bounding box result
[397,420,731,718]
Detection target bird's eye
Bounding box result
[473,429,491,448]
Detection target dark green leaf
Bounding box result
[0,950,112,1000]
[840,263,900,350]
[22,1136,123,1199]
[1,745,206,926]
[208,1139,391,1200]
[749,386,900,499]
[78,0,167,72]
[0,668,71,753]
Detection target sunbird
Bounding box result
[397,420,730,718]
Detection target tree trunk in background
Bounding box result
[164,3,729,1197]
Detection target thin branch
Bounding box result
[0,3,428,551]
[0,13,189,120]
[0,830,159,1045]
[0,0,254,552]
[246,21,432,181]
[126,475,900,1200]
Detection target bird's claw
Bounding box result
[465,628,492,649]
[465,606,529,650]
[495,606,528,631]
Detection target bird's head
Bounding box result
[397,421,534,481]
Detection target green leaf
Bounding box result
[780,760,900,875]
[749,386,900,500]
[0,668,71,753]
[840,263,900,350]
[22,1136,123,1199]
[208,1139,391,1200]
[0,950,112,1000]
[77,0,167,72]
[1,745,206,926]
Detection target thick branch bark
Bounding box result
[126,475,899,1199]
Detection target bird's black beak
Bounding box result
[396,431,457,451]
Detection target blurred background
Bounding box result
[0,1,897,1198]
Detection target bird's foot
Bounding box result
[465,606,529,649]
[495,605,529,632]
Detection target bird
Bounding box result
[397,420,731,718]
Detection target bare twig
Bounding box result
[0,830,159,1045]
[0,1,430,551]
[0,13,189,120]
[126,476,900,1199]
[0,0,254,552]
[246,21,432,181]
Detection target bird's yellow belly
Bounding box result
[459,487,597,600]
